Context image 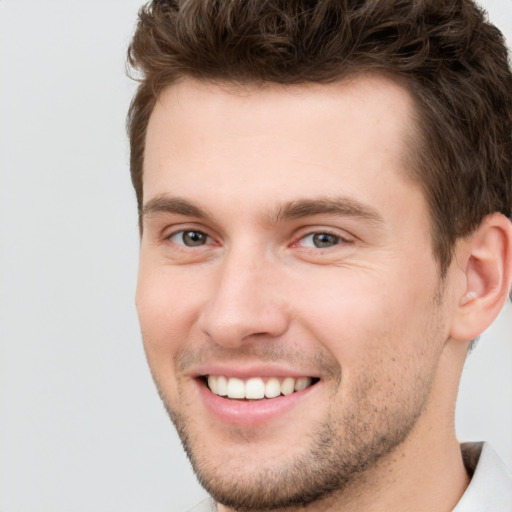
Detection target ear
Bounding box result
[449,213,512,342]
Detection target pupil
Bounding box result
[313,233,338,248]
[183,231,206,246]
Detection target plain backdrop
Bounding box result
[0,1,511,511]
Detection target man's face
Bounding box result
[137,76,453,509]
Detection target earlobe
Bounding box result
[450,213,512,342]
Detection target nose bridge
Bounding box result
[199,242,287,347]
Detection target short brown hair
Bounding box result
[127,0,512,275]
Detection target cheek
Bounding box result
[291,265,441,367]
[135,264,205,363]
[294,275,444,425]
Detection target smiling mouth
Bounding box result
[203,375,320,400]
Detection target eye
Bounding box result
[298,232,344,249]
[169,230,212,247]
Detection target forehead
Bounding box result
[143,75,421,219]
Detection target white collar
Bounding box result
[453,442,512,511]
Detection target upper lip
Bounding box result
[189,363,319,380]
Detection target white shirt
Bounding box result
[454,442,512,511]
[184,442,512,512]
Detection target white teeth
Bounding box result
[207,375,315,399]
[265,378,281,398]
[217,376,228,396]
[295,377,312,391]
[245,378,265,399]
[226,377,245,399]
[281,377,295,396]
[207,376,218,394]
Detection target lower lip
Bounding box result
[196,379,318,427]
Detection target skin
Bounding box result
[136,75,509,511]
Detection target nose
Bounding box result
[198,248,289,348]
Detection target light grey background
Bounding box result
[0,1,510,511]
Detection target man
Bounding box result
[127,1,512,510]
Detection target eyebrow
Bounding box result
[140,194,384,226]
[141,195,209,220]
[268,197,384,225]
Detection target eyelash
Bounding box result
[166,229,214,247]
[165,227,352,251]
[292,230,352,250]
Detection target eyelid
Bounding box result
[162,224,218,246]
[169,230,212,246]
[291,227,354,248]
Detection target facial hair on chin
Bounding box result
[153,359,436,511]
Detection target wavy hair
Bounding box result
[127,0,512,275]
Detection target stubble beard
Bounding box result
[156,365,435,512]
[150,289,445,511]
